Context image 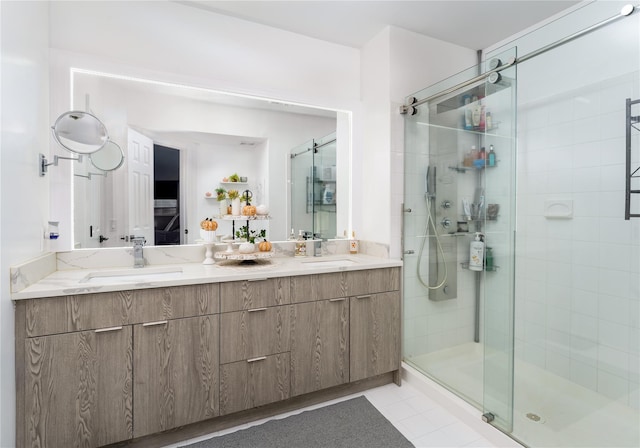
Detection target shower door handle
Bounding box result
[404,250,415,255]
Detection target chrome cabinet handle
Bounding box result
[95,326,123,333]
[329,298,346,302]
[247,356,267,363]
[248,307,268,313]
[356,295,372,300]
[142,320,168,327]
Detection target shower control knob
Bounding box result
[441,218,452,229]
[441,200,452,209]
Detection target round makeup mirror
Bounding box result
[51,111,109,154]
[89,140,124,172]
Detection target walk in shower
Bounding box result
[402,2,639,446]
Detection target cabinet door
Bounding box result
[219,353,290,415]
[350,291,401,382]
[24,327,133,447]
[220,305,290,364]
[133,315,219,438]
[290,299,349,396]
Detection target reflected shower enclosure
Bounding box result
[290,132,337,239]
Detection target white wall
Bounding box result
[360,26,476,256]
[0,2,50,446]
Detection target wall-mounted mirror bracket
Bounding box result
[39,153,83,177]
[74,171,107,180]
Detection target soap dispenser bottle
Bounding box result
[349,231,359,254]
[295,230,306,256]
[469,232,484,271]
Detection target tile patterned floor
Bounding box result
[168,381,516,448]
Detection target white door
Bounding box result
[127,128,154,244]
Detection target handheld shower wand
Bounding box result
[417,165,448,290]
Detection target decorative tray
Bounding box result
[214,251,274,261]
[219,214,270,220]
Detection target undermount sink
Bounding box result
[80,266,184,284]
[301,258,358,268]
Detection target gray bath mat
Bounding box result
[181,395,414,448]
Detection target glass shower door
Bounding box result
[402,48,517,435]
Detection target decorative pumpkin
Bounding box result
[258,240,272,252]
[242,205,257,216]
[256,204,269,215]
[200,218,218,231]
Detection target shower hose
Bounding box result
[417,194,448,290]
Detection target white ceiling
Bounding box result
[178,0,581,50]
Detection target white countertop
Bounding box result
[12,254,402,300]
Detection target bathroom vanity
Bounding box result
[13,255,401,448]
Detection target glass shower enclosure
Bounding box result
[403,2,640,446]
[403,48,518,434]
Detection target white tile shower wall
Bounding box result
[516,71,640,410]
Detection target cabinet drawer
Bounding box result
[220,277,290,312]
[219,352,290,415]
[24,284,220,337]
[346,267,400,296]
[220,305,290,364]
[290,272,346,303]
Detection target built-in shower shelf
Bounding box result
[461,262,499,272]
[450,164,497,173]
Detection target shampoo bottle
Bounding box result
[469,232,484,271]
[488,145,496,167]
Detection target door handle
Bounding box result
[142,320,168,327]
[95,326,123,333]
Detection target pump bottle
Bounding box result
[469,232,484,271]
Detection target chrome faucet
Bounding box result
[132,236,146,268]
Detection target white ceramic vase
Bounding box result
[231,198,241,216]
[218,199,227,216]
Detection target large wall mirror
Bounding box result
[71,70,349,248]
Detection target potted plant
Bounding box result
[228,189,240,215]
[235,225,266,244]
[215,188,227,216]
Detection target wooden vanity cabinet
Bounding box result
[133,314,219,438]
[16,284,220,448]
[290,273,350,396]
[23,326,133,447]
[347,268,402,382]
[349,290,401,382]
[219,278,292,415]
[16,267,401,447]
